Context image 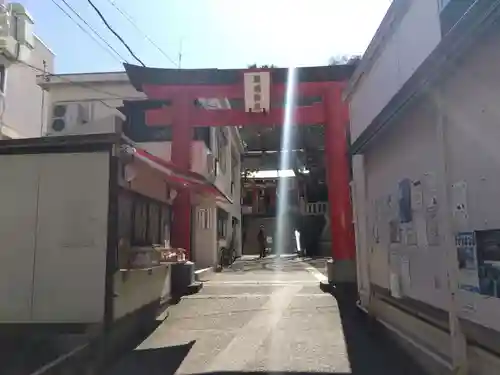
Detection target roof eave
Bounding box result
[350,0,500,154]
[37,71,130,90]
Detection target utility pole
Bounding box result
[39,59,47,136]
[178,37,183,69]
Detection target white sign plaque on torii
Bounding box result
[243,71,271,113]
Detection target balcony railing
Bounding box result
[242,204,277,216]
[301,201,328,216]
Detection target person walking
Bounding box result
[257,224,266,259]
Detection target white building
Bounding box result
[38,72,243,270]
[0,29,54,139]
[347,0,500,374]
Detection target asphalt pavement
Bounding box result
[106,255,427,375]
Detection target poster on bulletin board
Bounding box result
[456,232,480,293]
[411,180,424,211]
[475,230,500,298]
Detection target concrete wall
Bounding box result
[0,36,55,139]
[441,28,500,333]
[0,152,109,323]
[113,265,170,320]
[349,14,500,373]
[362,95,450,309]
[348,0,442,143]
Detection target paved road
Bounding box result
[107,256,427,375]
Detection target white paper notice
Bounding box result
[411,180,423,211]
[390,272,402,299]
[401,257,411,284]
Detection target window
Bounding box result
[160,205,172,245]
[195,127,211,150]
[132,198,148,245]
[217,208,229,239]
[147,202,161,245]
[0,65,6,94]
[231,149,239,196]
[129,192,171,246]
[197,208,210,230]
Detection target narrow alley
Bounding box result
[106,256,426,375]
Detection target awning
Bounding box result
[121,145,231,204]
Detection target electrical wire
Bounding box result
[86,0,146,66]
[50,0,125,64]
[56,0,129,63]
[105,0,179,67]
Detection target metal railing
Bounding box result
[301,202,328,216]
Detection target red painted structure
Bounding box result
[124,64,355,262]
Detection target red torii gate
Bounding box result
[124,63,355,264]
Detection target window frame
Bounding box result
[0,65,6,94]
[127,190,171,247]
[217,208,229,239]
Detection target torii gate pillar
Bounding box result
[170,92,192,255]
[324,85,356,283]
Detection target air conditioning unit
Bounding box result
[47,103,90,135]
[47,102,124,137]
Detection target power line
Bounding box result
[106,0,179,67]
[86,0,146,67]
[58,0,129,62]
[50,0,125,64]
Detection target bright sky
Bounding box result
[21,0,392,73]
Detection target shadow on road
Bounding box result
[331,286,428,375]
[193,372,352,375]
[105,340,195,375]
